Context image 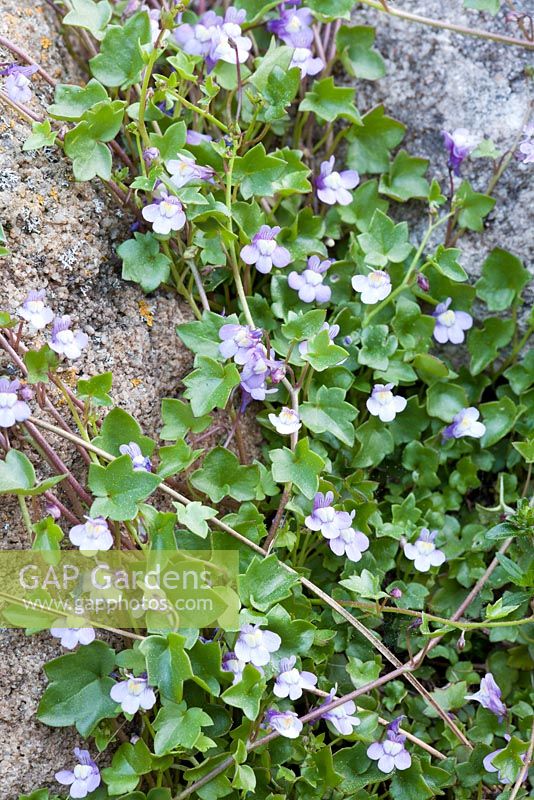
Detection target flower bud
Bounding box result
[390,587,403,599]
[142,147,159,167]
[417,274,430,292]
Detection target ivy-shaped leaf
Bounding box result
[300,386,357,446]
[379,150,430,202]
[190,447,260,503]
[182,357,240,416]
[299,77,361,125]
[88,455,161,520]
[0,450,64,497]
[89,12,152,88]
[270,437,325,498]
[117,233,171,293]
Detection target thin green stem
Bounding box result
[17,495,33,540]
[225,152,255,328]
[139,49,159,150]
[168,90,229,133]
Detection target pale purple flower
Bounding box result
[240,226,291,274]
[366,384,407,422]
[142,146,159,167]
[442,407,486,441]
[298,322,339,356]
[274,655,317,700]
[119,441,152,472]
[316,157,359,206]
[222,651,246,684]
[433,297,473,344]
[69,516,113,554]
[352,270,391,304]
[367,721,412,773]
[322,510,370,563]
[186,129,213,145]
[268,406,302,435]
[465,673,507,720]
[219,324,263,364]
[45,501,61,520]
[403,528,446,573]
[49,315,88,360]
[305,492,338,536]
[288,256,332,303]
[483,735,528,784]
[0,378,31,428]
[240,344,285,401]
[517,139,534,163]
[174,10,222,58]
[264,708,303,739]
[211,9,252,64]
[142,188,186,235]
[290,43,324,77]
[167,153,215,189]
[110,673,157,715]
[235,623,281,667]
[17,289,54,329]
[55,748,101,799]
[267,5,314,46]
[2,64,38,104]
[50,627,95,650]
[321,690,361,735]
[442,128,476,176]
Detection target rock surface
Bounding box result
[0,0,532,796]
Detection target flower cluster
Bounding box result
[267,4,324,76]
[219,323,286,403]
[1,63,38,104]
[367,718,412,773]
[0,378,31,428]
[305,491,370,563]
[174,7,252,67]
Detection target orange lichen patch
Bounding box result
[40,36,52,50]
[49,187,59,202]
[62,368,78,388]
[138,299,154,328]
[131,378,143,388]
[36,194,45,207]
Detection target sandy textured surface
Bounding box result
[0,0,532,796]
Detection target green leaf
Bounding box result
[426,382,467,422]
[157,442,201,479]
[307,0,356,21]
[23,120,58,151]
[485,597,520,621]
[346,105,404,173]
[475,248,529,310]
[301,329,349,371]
[177,311,236,359]
[336,25,386,80]
[160,398,211,440]
[300,386,357,446]
[63,125,112,181]
[249,42,294,93]
[0,224,9,258]
[182,356,240,417]
[281,309,326,340]
[425,682,468,717]
[101,740,154,795]
[358,324,398,370]
[504,350,534,395]
[0,450,64,496]
[402,442,440,488]
[117,233,171,293]
[89,12,152,88]
[390,758,435,800]
[150,121,187,162]
[357,210,412,267]
[479,396,517,447]
[221,664,266,720]
[512,438,534,463]
[32,517,64,565]
[190,447,260,503]
[77,372,113,406]
[299,77,361,124]
[270,147,312,195]
[174,501,215,538]
[463,0,501,14]
[48,79,109,121]
[340,569,388,600]
[240,555,299,611]
[492,736,528,784]
[63,0,112,39]
[37,641,117,736]
[433,245,468,282]
[270,437,325,499]
[88,455,161,521]
[92,408,154,457]
[261,65,300,121]
[338,179,389,231]
[353,417,394,467]
[392,297,434,351]
[379,150,430,202]
[140,633,193,703]
[455,180,496,231]
[153,702,213,755]
[24,345,58,383]
[233,143,286,199]
[467,318,514,375]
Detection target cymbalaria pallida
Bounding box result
[0,1,533,799]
